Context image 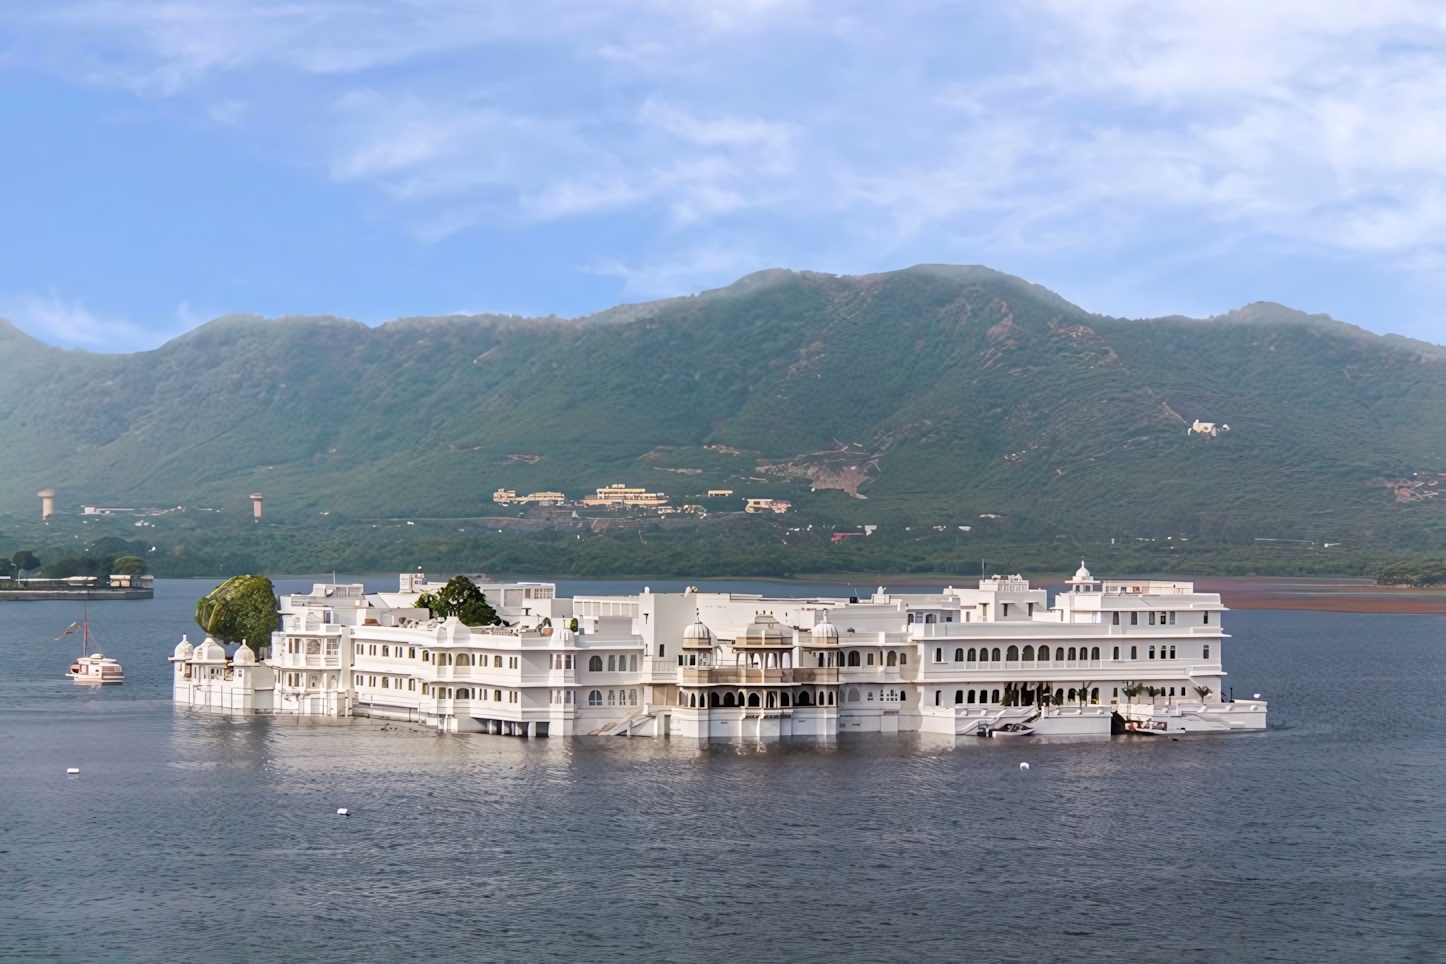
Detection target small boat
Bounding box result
[59,604,123,685]
[990,722,1035,737]
[1124,719,1166,734]
[69,653,124,684]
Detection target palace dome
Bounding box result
[809,614,839,641]
[741,613,790,645]
[233,644,257,665]
[195,637,227,662]
[682,620,712,641]
[1073,562,1093,581]
[172,635,194,659]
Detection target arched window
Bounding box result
[723,692,735,707]
[1112,611,1120,625]
[781,692,791,707]
[588,655,603,672]
[1055,647,1065,661]
[1091,646,1100,660]
[607,690,617,705]
[925,613,936,623]
[710,692,720,707]
[588,690,602,705]
[955,690,963,704]
[886,651,897,667]
[954,648,964,662]
[1006,645,1019,661]
[1113,646,1120,660]
[1067,688,1076,701]
[1023,645,1034,661]
[848,651,860,667]
[1091,687,1099,703]
[967,690,976,703]
[1149,645,1156,659]
[422,651,431,662]
[455,653,469,667]
[306,639,321,655]
[1067,647,1077,661]
[990,648,1001,662]
[827,692,835,705]
[992,689,1002,703]
[607,655,616,671]
[749,693,761,707]
[847,687,861,702]
[1054,688,1064,703]
[797,690,811,706]
[967,648,977,662]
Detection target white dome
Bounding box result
[172,634,194,659]
[810,614,839,640]
[233,644,257,665]
[682,620,713,641]
[1073,561,1093,581]
[195,637,227,662]
[741,614,790,644]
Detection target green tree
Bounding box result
[12,550,40,574]
[112,555,146,575]
[415,576,502,627]
[1193,685,1213,701]
[196,575,279,657]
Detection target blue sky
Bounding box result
[4,1,1446,351]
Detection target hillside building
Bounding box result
[581,484,668,507]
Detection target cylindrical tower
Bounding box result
[250,493,264,520]
[37,488,55,520]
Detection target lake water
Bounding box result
[2,578,1444,963]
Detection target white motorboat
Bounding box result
[990,722,1036,737]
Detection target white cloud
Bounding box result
[2,291,161,352]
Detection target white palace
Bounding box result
[170,566,1268,739]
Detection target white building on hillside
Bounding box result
[170,566,1267,739]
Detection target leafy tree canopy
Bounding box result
[196,575,279,656]
[416,575,502,627]
[12,550,40,573]
[113,555,147,575]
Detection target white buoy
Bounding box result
[1254,694,1261,699]
[66,768,80,774]
[336,808,349,816]
[1019,762,1029,770]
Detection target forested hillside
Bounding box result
[4,264,1446,563]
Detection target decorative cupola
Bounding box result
[171,634,194,661]
[1066,561,1100,592]
[739,613,791,648]
[233,643,257,665]
[806,611,840,645]
[681,619,713,649]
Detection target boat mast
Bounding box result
[82,598,89,658]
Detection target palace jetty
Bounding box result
[1,574,154,600]
[170,566,1267,739]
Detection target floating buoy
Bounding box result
[1253,694,1261,699]
[336,808,349,816]
[1019,762,1029,771]
[66,768,80,774]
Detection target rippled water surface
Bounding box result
[2,578,1443,963]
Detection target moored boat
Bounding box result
[69,653,124,684]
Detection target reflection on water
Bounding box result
[2,581,1444,961]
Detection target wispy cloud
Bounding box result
[0,290,164,352]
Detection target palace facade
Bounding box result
[171,566,1268,738]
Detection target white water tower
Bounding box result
[38,488,55,521]
[250,493,263,521]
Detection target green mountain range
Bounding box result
[5,264,1446,574]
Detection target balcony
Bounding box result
[680,668,795,686]
[791,667,838,684]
